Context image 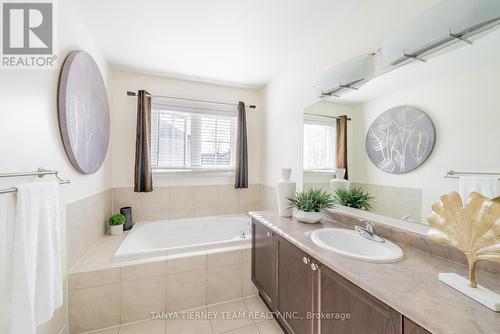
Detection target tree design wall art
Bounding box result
[366,106,435,174]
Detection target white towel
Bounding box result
[9,182,63,334]
[459,176,498,203]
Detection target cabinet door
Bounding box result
[403,317,431,334]
[318,264,402,334]
[276,235,315,334]
[251,220,275,307]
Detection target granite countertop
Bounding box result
[249,210,500,334]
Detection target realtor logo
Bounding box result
[1,0,57,68]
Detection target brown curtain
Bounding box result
[134,90,153,192]
[336,115,348,180]
[235,102,248,189]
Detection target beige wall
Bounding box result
[109,70,264,188]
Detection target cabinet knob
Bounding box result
[302,256,310,264]
[311,263,319,271]
[266,231,271,237]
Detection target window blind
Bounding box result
[303,115,337,170]
[151,98,237,170]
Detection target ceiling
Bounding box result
[70,0,441,88]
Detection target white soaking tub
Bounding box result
[113,214,252,261]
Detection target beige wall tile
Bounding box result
[119,319,165,334]
[170,186,195,211]
[167,270,206,311]
[207,249,242,268]
[69,268,120,290]
[242,262,258,297]
[69,283,120,333]
[217,185,240,210]
[140,211,169,221]
[121,276,166,323]
[170,209,194,219]
[258,185,276,210]
[167,252,206,274]
[194,207,219,217]
[194,185,218,210]
[112,187,143,221]
[207,264,242,304]
[67,190,112,268]
[141,188,171,219]
[239,185,258,208]
[208,300,253,333]
[121,260,166,281]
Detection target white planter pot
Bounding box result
[276,168,296,218]
[110,224,123,235]
[293,210,324,224]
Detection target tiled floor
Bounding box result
[85,296,284,334]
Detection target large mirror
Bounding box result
[302,27,500,225]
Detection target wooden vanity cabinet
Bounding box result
[251,219,430,334]
[403,317,431,334]
[275,235,315,334]
[317,263,402,334]
[251,220,276,307]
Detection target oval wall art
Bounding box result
[58,50,110,174]
[366,106,435,174]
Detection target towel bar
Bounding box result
[0,167,70,194]
[444,170,500,180]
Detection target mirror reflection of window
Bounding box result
[303,115,336,171]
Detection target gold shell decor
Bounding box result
[427,191,500,288]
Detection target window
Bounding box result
[303,115,336,170]
[151,98,237,171]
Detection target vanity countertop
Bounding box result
[249,210,500,334]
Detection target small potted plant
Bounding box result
[108,214,126,235]
[332,187,373,210]
[287,188,335,224]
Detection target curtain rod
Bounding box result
[304,113,351,121]
[127,91,256,109]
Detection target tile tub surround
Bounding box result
[68,238,257,333]
[112,185,259,222]
[80,297,284,334]
[67,190,112,268]
[250,211,500,334]
[256,184,276,211]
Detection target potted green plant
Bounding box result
[287,188,335,224]
[332,187,373,210]
[108,214,126,235]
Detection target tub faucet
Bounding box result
[240,231,246,238]
[355,221,385,243]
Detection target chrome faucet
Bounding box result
[355,221,385,243]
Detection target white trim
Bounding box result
[153,168,235,175]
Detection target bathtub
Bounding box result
[113,214,252,262]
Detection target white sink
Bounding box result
[310,228,403,263]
